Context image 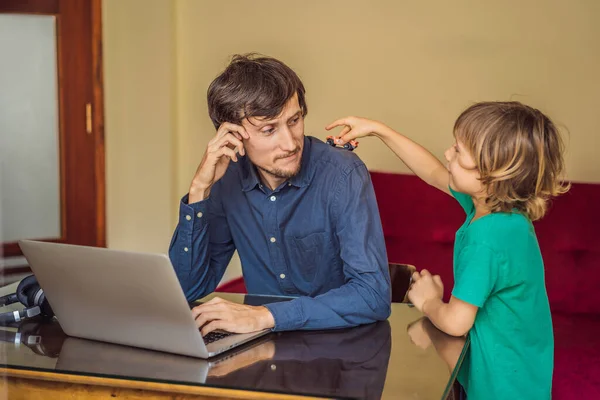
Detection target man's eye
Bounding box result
[289,117,300,125]
[262,127,275,135]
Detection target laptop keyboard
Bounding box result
[203,331,233,344]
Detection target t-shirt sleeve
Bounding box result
[452,244,501,308]
[449,186,475,216]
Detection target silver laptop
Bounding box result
[18,240,270,358]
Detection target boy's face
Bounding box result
[241,94,305,183]
[444,140,483,197]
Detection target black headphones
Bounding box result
[0,275,54,325]
[0,319,65,357]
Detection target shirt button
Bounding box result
[185,215,191,221]
[288,183,291,186]
[270,196,276,202]
[184,247,189,252]
[270,237,276,243]
[271,364,277,371]
[279,273,286,279]
[197,212,203,218]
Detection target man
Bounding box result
[169,54,390,335]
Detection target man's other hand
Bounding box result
[192,297,275,336]
[207,341,275,377]
[188,122,249,203]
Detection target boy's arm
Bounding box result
[408,270,478,337]
[423,296,477,337]
[375,123,450,195]
[410,244,499,337]
[326,117,450,195]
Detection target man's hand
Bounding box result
[207,341,275,377]
[192,297,275,336]
[188,122,249,203]
[407,269,444,313]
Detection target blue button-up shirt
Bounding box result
[169,136,391,331]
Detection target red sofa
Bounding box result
[370,172,600,400]
[217,172,600,399]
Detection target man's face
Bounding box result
[241,94,305,183]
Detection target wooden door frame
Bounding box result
[1,0,106,262]
[91,0,106,249]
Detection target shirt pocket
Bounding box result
[285,231,334,287]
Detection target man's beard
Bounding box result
[256,149,302,179]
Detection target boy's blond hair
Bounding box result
[454,101,570,221]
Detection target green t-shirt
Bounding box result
[450,187,553,400]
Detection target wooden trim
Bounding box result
[57,0,104,249]
[91,0,106,248]
[3,239,64,258]
[1,368,328,400]
[0,0,58,14]
[0,266,31,276]
[55,8,68,244]
[60,0,90,247]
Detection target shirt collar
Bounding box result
[240,156,261,192]
[241,136,312,192]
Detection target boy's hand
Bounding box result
[407,269,444,312]
[407,317,432,349]
[325,116,384,144]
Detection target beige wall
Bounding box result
[175,0,600,188]
[103,0,600,272]
[103,0,176,253]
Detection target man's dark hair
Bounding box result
[207,53,307,129]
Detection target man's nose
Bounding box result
[278,126,296,152]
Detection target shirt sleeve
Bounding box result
[265,164,392,331]
[449,186,475,216]
[168,180,236,302]
[451,244,501,307]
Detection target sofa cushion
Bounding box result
[533,183,600,314]
[552,312,600,399]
